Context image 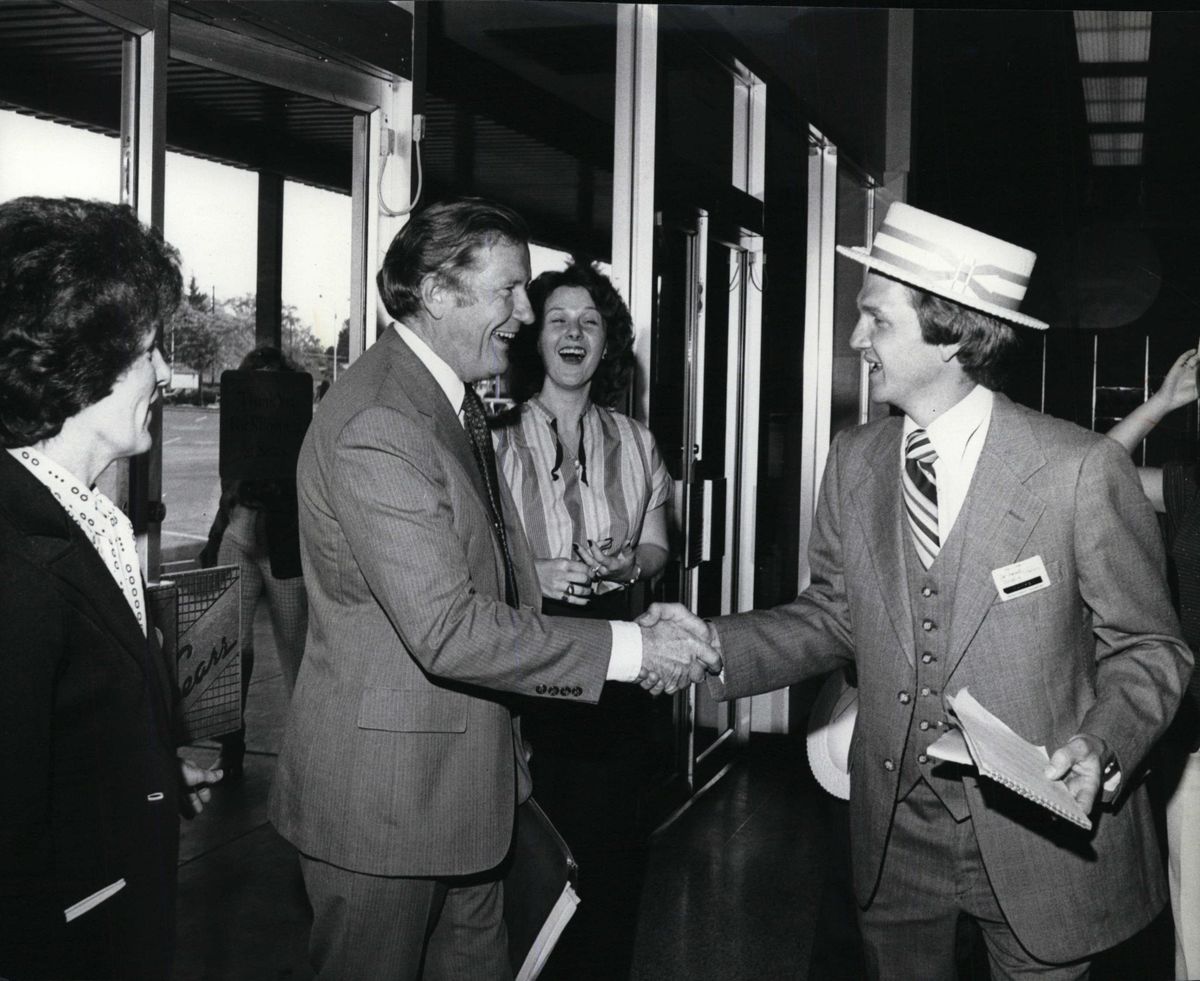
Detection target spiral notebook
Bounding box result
[927,688,1092,830]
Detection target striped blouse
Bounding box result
[494,398,671,595]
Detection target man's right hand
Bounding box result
[636,602,723,696]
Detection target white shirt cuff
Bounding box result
[606,620,643,682]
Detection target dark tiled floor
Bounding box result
[631,736,857,981]
[174,611,1178,979]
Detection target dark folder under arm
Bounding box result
[504,799,580,981]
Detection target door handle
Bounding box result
[683,478,726,569]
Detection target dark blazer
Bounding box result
[0,451,181,980]
[710,392,1193,963]
[270,329,612,878]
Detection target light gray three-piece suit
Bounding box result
[711,391,1191,964]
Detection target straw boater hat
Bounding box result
[806,669,858,801]
[836,202,1049,331]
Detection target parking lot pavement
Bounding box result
[162,405,222,569]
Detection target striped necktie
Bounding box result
[461,387,519,608]
[903,428,940,569]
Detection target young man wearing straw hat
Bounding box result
[640,202,1192,978]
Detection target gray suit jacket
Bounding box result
[269,329,612,877]
[710,392,1191,962]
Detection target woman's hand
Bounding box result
[576,540,639,584]
[536,558,595,606]
[1152,348,1199,413]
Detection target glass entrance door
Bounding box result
[648,207,752,817]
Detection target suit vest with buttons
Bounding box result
[896,520,971,820]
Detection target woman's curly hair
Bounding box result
[507,262,636,408]
[0,197,182,447]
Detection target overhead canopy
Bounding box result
[0,0,414,194]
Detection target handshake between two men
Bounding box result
[634,603,724,696]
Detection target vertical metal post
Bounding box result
[798,132,838,591]
[612,4,658,426]
[1041,333,1047,415]
[730,70,766,745]
[256,172,285,349]
[859,187,876,425]
[1142,334,1150,465]
[119,1,168,582]
[690,210,709,468]
[350,110,373,363]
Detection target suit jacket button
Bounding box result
[917,753,929,765]
[548,686,559,696]
[919,721,930,731]
[898,691,911,705]
[883,759,896,771]
[922,619,935,631]
[535,684,547,695]
[921,586,935,598]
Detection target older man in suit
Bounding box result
[269,198,719,979]
[643,203,1192,978]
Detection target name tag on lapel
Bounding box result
[991,555,1051,601]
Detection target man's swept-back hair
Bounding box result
[906,284,1019,390]
[376,197,529,322]
[0,196,182,447]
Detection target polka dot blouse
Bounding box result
[8,447,147,637]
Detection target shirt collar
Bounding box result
[7,445,94,495]
[527,395,595,427]
[904,384,994,464]
[394,322,466,415]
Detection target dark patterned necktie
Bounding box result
[461,387,519,608]
[903,428,940,569]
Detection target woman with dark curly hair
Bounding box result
[498,261,669,602]
[493,261,670,979]
[0,196,221,979]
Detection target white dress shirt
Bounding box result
[903,384,994,545]
[394,323,643,682]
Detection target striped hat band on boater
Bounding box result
[835,201,1049,330]
[870,223,1028,312]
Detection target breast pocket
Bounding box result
[989,559,1063,606]
[356,687,468,733]
[985,559,1067,641]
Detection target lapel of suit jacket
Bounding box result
[0,453,174,730]
[944,392,1046,670]
[384,330,518,603]
[385,330,493,510]
[847,418,918,667]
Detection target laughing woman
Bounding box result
[0,197,221,979]
[493,261,670,979]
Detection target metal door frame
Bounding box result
[64,0,412,580]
